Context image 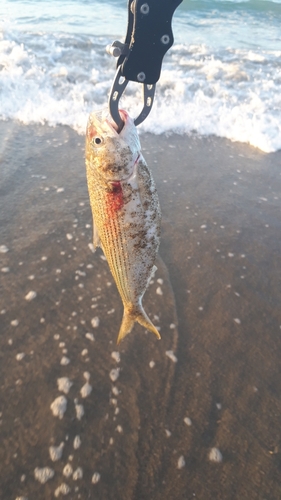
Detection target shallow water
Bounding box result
[0,121,281,498]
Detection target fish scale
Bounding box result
[85,108,161,343]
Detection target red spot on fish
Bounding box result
[87,125,97,140]
[106,181,124,215]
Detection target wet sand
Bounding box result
[0,121,281,500]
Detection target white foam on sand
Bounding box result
[209,447,223,463]
[85,332,95,341]
[80,382,92,398]
[57,377,73,394]
[165,351,178,363]
[49,442,64,461]
[73,435,81,450]
[75,402,84,420]
[34,466,54,484]
[91,317,100,328]
[54,483,70,497]
[177,456,185,469]
[109,368,120,382]
[60,356,70,365]
[63,464,73,478]
[1,24,280,153]
[91,472,101,484]
[50,396,67,419]
[25,291,37,301]
[73,467,83,480]
[111,351,120,363]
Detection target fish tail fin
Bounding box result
[117,304,161,345]
[117,310,135,345]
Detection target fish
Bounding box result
[85,108,161,344]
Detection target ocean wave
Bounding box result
[1,13,280,152]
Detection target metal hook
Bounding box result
[108,67,156,133]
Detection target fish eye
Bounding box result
[93,136,103,146]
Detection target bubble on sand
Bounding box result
[165,429,171,437]
[73,467,83,480]
[0,245,9,253]
[66,234,73,240]
[16,353,25,361]
[81,349,88,356]
[56,187,65,193]
[49,442,64,461]
[184,417,192,426]
[169,323,176,329]
[73,435,81,450]
[11,319,19,326]
[75,402,84,420]
[112,386,119,396]
[63,464,73,478]
[165,350,178,363]
[209,447,223,463]
[25,291,37,301]
[110,368,120,382]
[80,382,92,398]
[1,267,10,273]
[60,356,70,365]
[116,425,123,433]
[57,378,73,394]
[234,318,241,324]
[149,361,155,368]
[111,351,120,363]
[54,483,70,497]
[34,467,54,484]
[91,317,99,328]
[88,243,95,253]
[177,456,185,469]
[85,332,95,341]
[156,286,163,295]
[92,472,100,484]
[50,396,67,419]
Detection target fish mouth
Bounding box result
[106,109,128,134]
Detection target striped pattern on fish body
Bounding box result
[85,109,161,343]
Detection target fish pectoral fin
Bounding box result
[93,222,101,250]
[117,305,161,344]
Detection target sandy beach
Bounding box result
[0,120,281,500]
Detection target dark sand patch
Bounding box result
[0,121,281,499]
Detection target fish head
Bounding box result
[85,109,141,182]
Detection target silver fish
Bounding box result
[85,108,161,343]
